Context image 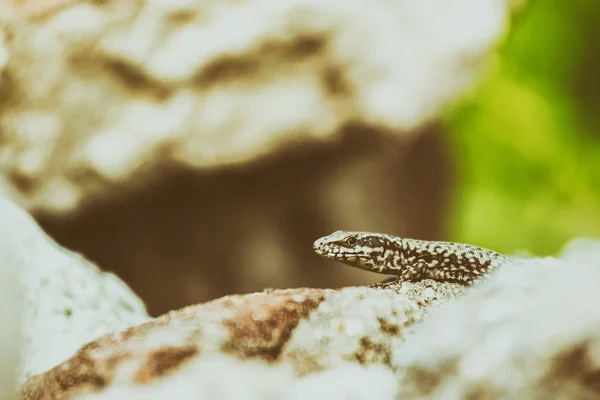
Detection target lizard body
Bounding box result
[313,231,509,284]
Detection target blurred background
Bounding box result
[446,0,600,257]
[0,0,598,316]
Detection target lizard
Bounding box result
[313,230,510,284]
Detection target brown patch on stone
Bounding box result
[464,383,504,400]
[377,317,401,336]
[6,167,36,195]
[196,56,260,87]
[221,288,327,362]
[352,336,392,366]
[18,340,123,400]
[195,35,326,89]
[101,58,172,101]
[17,321,166,399]
[400,358,459,397]
[542,341,600,396]
[135,345,199,383]
[321,66,353,97]
[18,288,333,399]
[5,0,78,20]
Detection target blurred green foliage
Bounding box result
[446,0,600,256]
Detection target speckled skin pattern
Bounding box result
[313,231,509,284]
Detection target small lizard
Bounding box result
[313,231,509,284]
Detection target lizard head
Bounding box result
[313,230,395,273]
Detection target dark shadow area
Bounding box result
[36,124,455,316]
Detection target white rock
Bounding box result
[0,196,150,384]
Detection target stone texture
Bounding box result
[0,0,513,213]
[0,196,150,384]
[17,239,600,399]
[18,282,465,399]
[392,244,600,399]
[75,360,399,400]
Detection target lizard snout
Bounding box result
[313,238,326,254]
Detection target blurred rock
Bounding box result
[0,196,150,385]
[0,0,512,212]
[0,0,512,315]
[0,0,517,315]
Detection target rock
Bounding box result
[0,0,515,212]
[18,283,465,398]
[392,248,600,399]
[17,239,600,399]
[76,359,399,400]
[0,196,150,384]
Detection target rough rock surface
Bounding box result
[392,241,600,399]
[0,196,150,384]
[18,281,466,399]
[0,0,512,212]
[76,360,399,400]
[16,238,600,399]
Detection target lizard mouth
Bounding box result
[312,239,370,261]
[339,255,370,262]
[313,245,368,259]
[326,252,370,261]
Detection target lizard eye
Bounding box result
[345,237,358,247]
